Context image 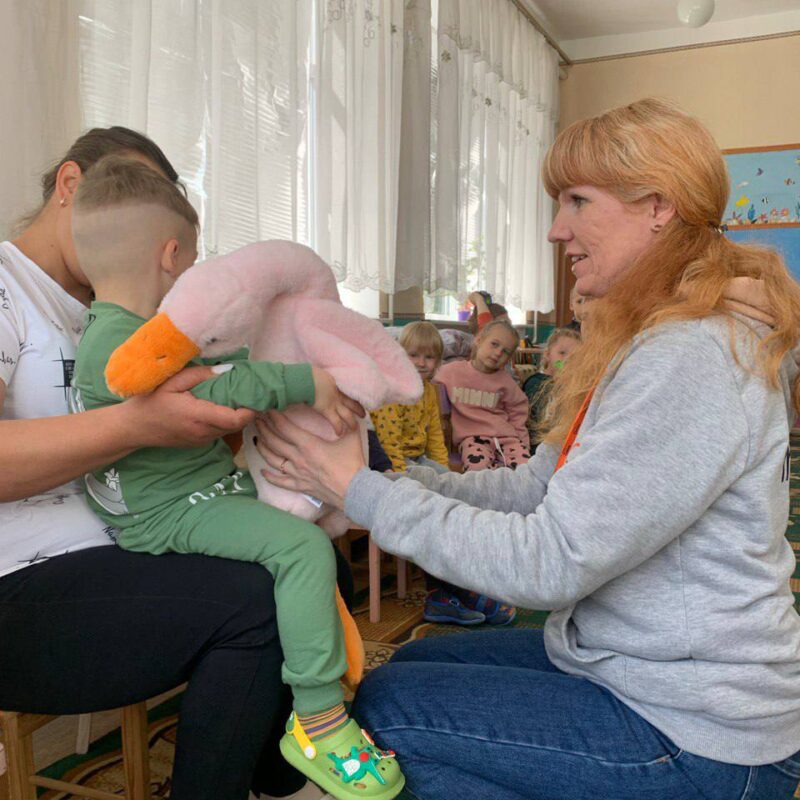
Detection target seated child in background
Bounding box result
[370,323,492,626]
[427,318,526,626]
[370,321,450,474]
[435,319,530,472]
[523,327,581,451]
[566,284,592,332]
[468,290,522,383]
[69,156,404,799]
[438,290,507,368]
[467,290,509,335]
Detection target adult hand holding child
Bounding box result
[124,364,257,447]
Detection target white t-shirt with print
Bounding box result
[0,241,112,578]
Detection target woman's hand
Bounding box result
[255,410,366,509]
[123,366,256,449]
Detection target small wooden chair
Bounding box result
[0,703,151,800]
[434,382,463,472]
[339,527,408,624]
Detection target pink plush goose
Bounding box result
[105,239,422,533]
[105,240,422,688]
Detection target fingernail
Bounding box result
[211,363,233,374]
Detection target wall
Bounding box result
[0,1,83,239]
[559,34,800,149]
[550,33,800,323]
[387,34,800,323]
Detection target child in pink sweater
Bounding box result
[428,319,525,625]
[435,319,530,471]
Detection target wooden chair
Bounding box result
[340,385,461,622]
[434,383,463,472]
[1,743,7,800]
[339,527,408,624]
[0,703,151,800]
[513,345,544,368]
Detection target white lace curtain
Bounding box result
[77,1,314,256]
[430,0,559,312]
[0,0,83,239]
[76,0,405,292]
[314,0,405,292]
[2,0,559,309]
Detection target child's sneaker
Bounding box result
[280,714,405,800]
[423,589,485,625]
[455,590,517,625]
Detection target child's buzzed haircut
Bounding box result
[74,155,198,228]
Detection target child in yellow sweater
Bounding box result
[370,322,450,474]
[372,323,488,625]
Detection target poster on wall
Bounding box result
[722,144,800,281]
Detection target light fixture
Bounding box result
[676,0,715,27]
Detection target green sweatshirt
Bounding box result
[70,301,315,530]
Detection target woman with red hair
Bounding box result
[260,98,800,799]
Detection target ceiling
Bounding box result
[522,0,800,61]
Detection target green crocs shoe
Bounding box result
[279,713,405,800]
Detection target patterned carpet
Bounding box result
[32,432,800,797]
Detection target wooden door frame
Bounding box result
[554,243,575,327]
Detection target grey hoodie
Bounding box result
[345,313,800,766]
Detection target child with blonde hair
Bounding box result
[428,318,527,625]
[372,322,492,626]
[69,156,404,800]
[435,319,530,472]
[523,327,581,449]
[567,285,593,332]
[370,321,449,473]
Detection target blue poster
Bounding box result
[725,226,800,282]
[722,146,800,227]
[722,146,800,281]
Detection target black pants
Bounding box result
[0,545,354,800]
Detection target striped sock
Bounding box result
[297,703,349,742]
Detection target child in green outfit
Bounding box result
[69,156,404,800]
[523,327,581,452]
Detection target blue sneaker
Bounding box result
[423,590,485,626]
[455,590,517,626]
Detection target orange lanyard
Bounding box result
[554,388,595,473]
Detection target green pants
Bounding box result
[117,490,345,714]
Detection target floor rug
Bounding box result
[37,695,181,799]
